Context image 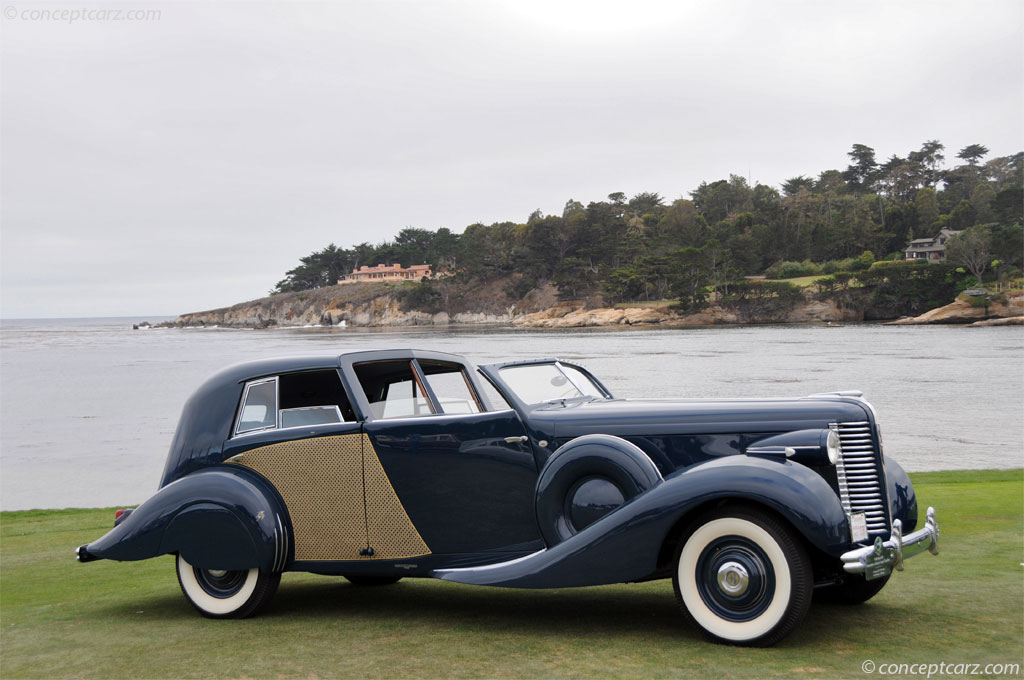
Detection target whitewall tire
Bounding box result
[672,506,812,647]
[176,554,280,618]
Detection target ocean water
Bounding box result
[1,317,1022,510]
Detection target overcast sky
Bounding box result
[1,0,1021,318]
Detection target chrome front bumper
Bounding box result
[841,507,939,576]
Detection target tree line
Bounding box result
[272,141,1023,308]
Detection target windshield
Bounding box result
[498,362,604,405]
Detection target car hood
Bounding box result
[528,396,872,439]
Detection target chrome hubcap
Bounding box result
[207,569,228,578]
[716,561,750,596]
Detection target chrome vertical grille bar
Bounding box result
[834,420,889,536]
[829,422,852,515]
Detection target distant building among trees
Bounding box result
[904,229,963,261]
[339,263,434,284]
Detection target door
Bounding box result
[222,368,430,562]
[353,358,542,554]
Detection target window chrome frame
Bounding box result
[279,404,345,428]
[233,376,280,437]
[420,360,485,415]
[554,361,607,399]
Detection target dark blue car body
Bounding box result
[78,349,938,646]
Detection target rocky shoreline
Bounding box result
[886,292,1023,326]
[157,282,1024,331]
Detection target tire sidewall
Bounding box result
[673,509,811,645]
[176,554,260,617]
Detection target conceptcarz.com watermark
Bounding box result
[3,6,161,23]
[862,660,1021,677]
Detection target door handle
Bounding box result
[504,436,528,444]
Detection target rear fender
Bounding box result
[78,468,290,572]
[435,455,849,588]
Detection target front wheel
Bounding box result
[672,506,812,647]
[176,554,280,618]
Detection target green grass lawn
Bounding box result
[771,274,832,288]
[2,470,1021,679]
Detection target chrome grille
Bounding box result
[831,421,889,537]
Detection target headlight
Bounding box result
[826,429,841,465]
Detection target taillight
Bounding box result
[113,508,133,526]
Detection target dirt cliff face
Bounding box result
[166,282,530,329]
[167,280,1010,330]
[510,299,862,328]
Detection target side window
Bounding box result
[234,370,355,436]
[236,378,278,434]
[354,361,435,419]
[278,369,355,426]
[477,373,513,411]
[420,361,482,414]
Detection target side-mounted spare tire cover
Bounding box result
[535,434,663,547]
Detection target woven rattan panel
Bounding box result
[236,433,430,561]
[363,435,431,560]
[237,434,366,561]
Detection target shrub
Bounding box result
[716,280,805,321]
[853,262,969,317]
[964,294,989,308]
[812,277,837,295]
[765,260,823,279]
[394,282,443,313]
[837,256,869,272]
[504,275,537,301]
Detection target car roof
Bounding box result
[209,349,474,386]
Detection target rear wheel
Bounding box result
[176,554,280,618]
[672,506,812,647]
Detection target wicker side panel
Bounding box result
[237,434,366,561]
[363,434,431,560]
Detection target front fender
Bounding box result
[435,455,849,588]
[77,468,290,572]
[885,456,918,532]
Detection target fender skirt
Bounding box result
[76,468,289,573]
[434,455,849,588]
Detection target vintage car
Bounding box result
[77,349,939,646]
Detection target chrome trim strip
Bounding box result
[359,408,519,425]
[280,516,290,572]
[273,515,282,572]
[434,549,544,577]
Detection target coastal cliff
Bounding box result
[162,280,873,329]
[167,282,534,328]
[887,292,1024,326]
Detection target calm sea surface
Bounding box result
[1,317,1022,510]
